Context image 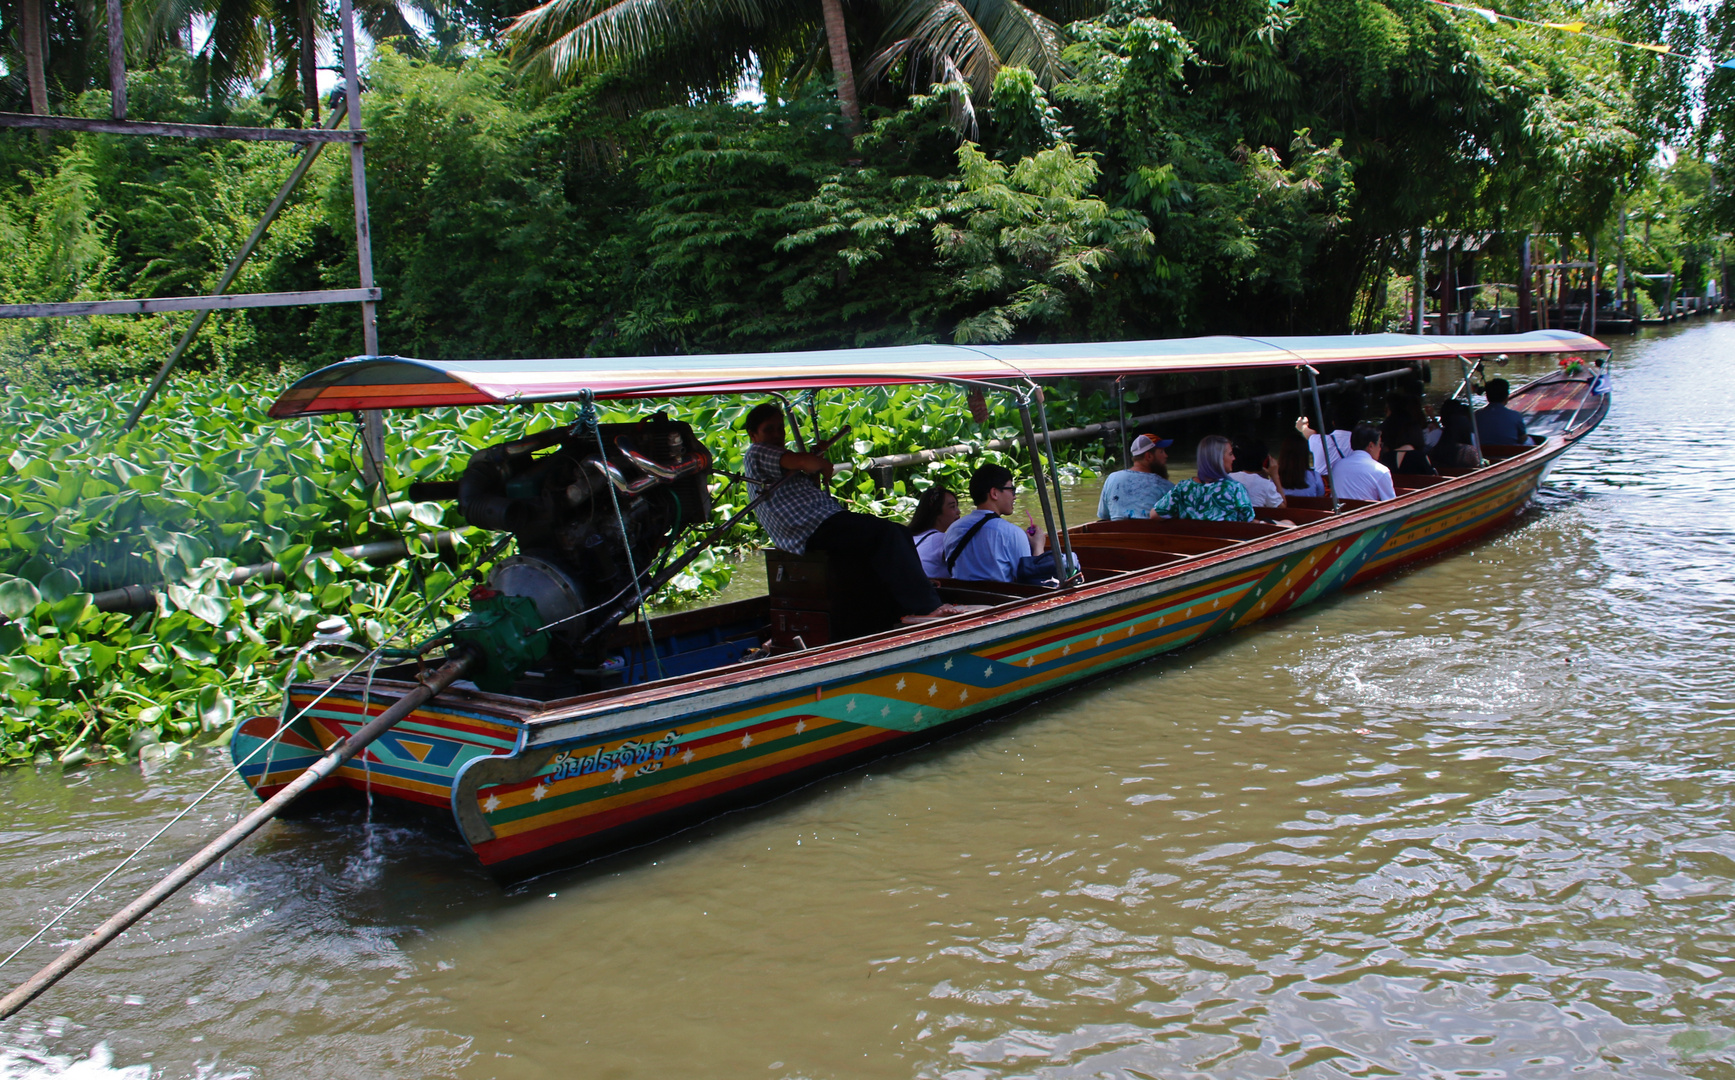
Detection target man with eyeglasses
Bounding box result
[943,463,1050,583]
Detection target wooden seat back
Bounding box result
[1067,544,1183,572]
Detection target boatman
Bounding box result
[1328,424,1397,502]
[1096,433,1175,520]
[743,403,961,623]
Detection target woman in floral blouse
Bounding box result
[1149,435,1255,523]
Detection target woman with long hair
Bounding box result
[1149,435,1256,522]
[1277,430,1325,498]
[1380,390,1437,475]
[908,485,961,579]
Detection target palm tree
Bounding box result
[503,0,1090,127]
[148,0,434,119]
[16,0,50,114]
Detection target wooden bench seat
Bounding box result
[1067,544,1185,573]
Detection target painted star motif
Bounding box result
[1095,635,1103,646]
[740,732,754,748]
[845,698,857,713]
[1026,656,1036,666]
[483,794,500,813]
[927,682,938,697]
[895,677,906,691]
[943,657,954,672]
[681,748,695,764]
[795,718,806,734]
[1184,606,1192,617]
[532,784,547,801]
[880,704,891,718]
[982,665,993,679]
[913,708,923,724]
[958,689,969,703]
[611,766,626,783]
[1126,626,1135,637]
[1062,644,1071,656]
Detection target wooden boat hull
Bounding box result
[234,406,1595,880]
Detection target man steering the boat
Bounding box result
[743,403,962,623]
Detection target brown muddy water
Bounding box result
[4,321,1735,1079]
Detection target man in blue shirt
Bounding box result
[744,403,955,621]
[1097,433,1175,520]
[944,464,1049,582]
[1475,378,1531,446]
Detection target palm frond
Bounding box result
[864,0,1067,97]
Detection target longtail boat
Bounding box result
[236,332,1610,882]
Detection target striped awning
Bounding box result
[269,330,1606,418]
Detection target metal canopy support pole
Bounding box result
[340,0,385,483]
[1032,387,1077,584]
[106,0,124,119]
[1301,365,1340,513]
[125,99,350,430]
[1588,235,1598,336]
[1114,378,1129,470]
[1457,356,1483,465]
[1015,397,1061,571]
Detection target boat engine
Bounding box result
[454,414,712,673]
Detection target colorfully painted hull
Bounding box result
[232,418,1593,880]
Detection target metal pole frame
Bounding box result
[1031,386,1078,585]
[125,98,353,430]
[1015,396,1063,579]
[1453,355,1484,465]
[1300,365,1340,513]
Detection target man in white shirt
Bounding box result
[1329,424,1397,502]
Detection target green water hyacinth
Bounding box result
[0,376,1117,766]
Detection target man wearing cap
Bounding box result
[1097,433,1175,520]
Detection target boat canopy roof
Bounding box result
[269,330,1607,418]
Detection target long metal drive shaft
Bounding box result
[0,651,476,1020]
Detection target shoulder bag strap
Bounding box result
[946,513,998,572]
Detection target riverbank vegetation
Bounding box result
[0,0,1729,761]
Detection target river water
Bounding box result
[4,319,1735,1079]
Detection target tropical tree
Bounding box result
[502,0,1094,126]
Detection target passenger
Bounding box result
[1296,392,1360,474]
[1380,390,1437,475]
[1148,435,1255,523]
[1277,431,1326,498]
[944,464,1050,583]
[1431,398,1478,469]
[1227,437,1285,509]
[1328,423,1397,502]
[743,403,960,621]
[1096,433,1175,520]
[907,485,961,580]
[1475,378,1531,446]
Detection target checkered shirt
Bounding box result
[744,441,842,554]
